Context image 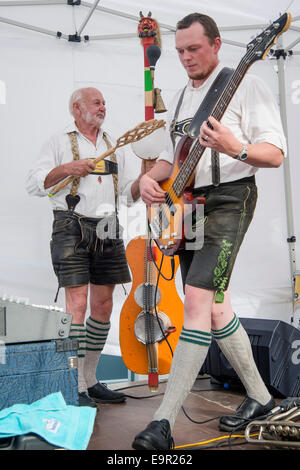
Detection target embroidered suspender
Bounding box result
[66,131,81,211]
[66,131,118,212]
[102,132,118,203]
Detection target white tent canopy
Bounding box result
[0,0,299,355]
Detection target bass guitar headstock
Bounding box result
[246,12,292,64]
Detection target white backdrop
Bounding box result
[0,0,299,355]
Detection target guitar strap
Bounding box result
[170,67,234,187]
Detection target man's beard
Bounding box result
[187,63,216,81]
[82,110,105,127]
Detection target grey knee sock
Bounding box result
[84,317,110,389]
[69,323,87,393]
[153,327,212,430]
[212,314,271,405]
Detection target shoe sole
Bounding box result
[132,438,158,451]
[218,422,247,432]
[90,397,127,404]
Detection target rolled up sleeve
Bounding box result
[25,138,58,197]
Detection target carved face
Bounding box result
[138,16,157,36]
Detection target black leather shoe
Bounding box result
[78,392,97,408]
[87,382,126,404]
[219,396,275,431]
[132,420,174,450]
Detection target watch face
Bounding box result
[239,153,248,161]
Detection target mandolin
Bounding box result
[147,12,292,257]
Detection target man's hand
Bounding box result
[44,159,96,189]
[66,159,96,177]
[199,116,243,157]
[139,173,166,206]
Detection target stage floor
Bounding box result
[87,376,279,451]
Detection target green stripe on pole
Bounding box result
[144,69,152,91]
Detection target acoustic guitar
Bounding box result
[119,12,184,391]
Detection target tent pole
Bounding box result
[77,0,100,35]
[0,15,68,38]
[276,36,299,326]
[0,1,65,5]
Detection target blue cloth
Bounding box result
[0,392,96,450]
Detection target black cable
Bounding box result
[148,229,175,282]
[151,242,174,357]
[181,405,222,425]
[123,392,165,399]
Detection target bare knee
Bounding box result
[90,296,113,321]
[90,284,114,322]
[211,290,234,330]
[184,285,214,330]
[211,305,226,329]
[65,285,88,323]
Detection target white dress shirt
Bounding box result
[158,63,287,188]
[26,122,135,218]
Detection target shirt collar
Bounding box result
[63,121,104,142]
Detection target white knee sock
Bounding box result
[212,314,271,405]
[153,327,212,430]
[84,316,110,389]
[69,323,87,393]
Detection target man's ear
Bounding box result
[73,101,80,115]
[214,37,222,54]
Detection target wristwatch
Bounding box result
[235,144,248,161]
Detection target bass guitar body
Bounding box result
[119,236,183,383]
[148,135,205,257]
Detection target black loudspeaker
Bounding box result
[200,318,300,398]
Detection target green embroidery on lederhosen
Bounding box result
[213,239,233,303]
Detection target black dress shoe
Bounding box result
[219,396,275,431]
[78,392,97,408]
[132,420,174,450]
[87,382,126,404]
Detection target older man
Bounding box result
[26,87,144,407]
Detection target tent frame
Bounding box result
[0,1,300,325]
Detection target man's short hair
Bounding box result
[176,13,220,45]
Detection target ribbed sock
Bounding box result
[153,326,212,430]
[69,323,87,393]
[84,316,111,389]
[212,314,271,405]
